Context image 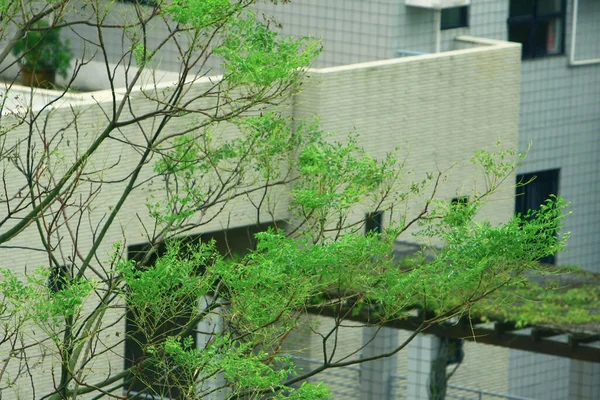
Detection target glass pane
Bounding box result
[365,211,383,234]
[534,18,562,56]
[515,169,559,265]
[441,6,468,29]
[509,0,534,17]
[508,23,533,58]
[538,0,563,14]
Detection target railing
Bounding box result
[392,375,534,400]
[396,49,427,58]
[293,357,533,400]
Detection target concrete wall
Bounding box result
[0,75,276,398]
[278,37,522,399]
[295,37,521,235]
[508,351,571,400]
[253,0,600,273]
[4,0,597,397]
[0,38,520,398]
[6,1,594,269]
[244,1,600,397]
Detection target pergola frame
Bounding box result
[309,305,600,363]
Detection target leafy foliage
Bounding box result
[475,268,600,328]
[215,13,322,86]
[12,20,72,77]
[166,0,240,28]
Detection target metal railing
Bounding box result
[396,49,427,58]
[292,357,533,400]
[392,375,534,400]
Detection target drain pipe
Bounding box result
[569,0,600,67]
[434,8,441,53]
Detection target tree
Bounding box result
[0,1,567,399]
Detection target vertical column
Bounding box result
[197,295,227,399]
[360,326,399,399]
[407,334,444,400]
[281,315,315,386]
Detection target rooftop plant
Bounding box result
[12,20,72,86]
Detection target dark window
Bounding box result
[124,240,198,399]
[124,307,195,399]
[124,223,275,399]
[451,196,469,207]
[365,211,383,234]
[508,0,566,59]
[118,0,157,5]
[448,196,470,226]
[48,264,70,293]
[515,169,559,264]
[441,6,469,30]
[446,338,464,365]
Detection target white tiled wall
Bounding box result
[408,334,441,399]
[3,0,598,397]
[56,0,600,272]
[509,351,571,400]
[245,2,600,397]
[0,38,521,398]
[249,0,600,273]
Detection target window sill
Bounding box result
[521,52,565,61]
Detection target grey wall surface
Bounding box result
[254,0,600,273]
[247,1,599,399]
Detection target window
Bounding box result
[124,240,198,399]
[48,264,70,293]
[508,0,566,59]
[441,6,469,30]
[445,338,464,365]
[365,211,383,234]
[451,196,469,207]
[448,196,470,226]
[124,306,195,399]
[119,0,157,5]
[515,169,559,264]
[124,223,275,399]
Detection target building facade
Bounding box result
[245,1,600,399]
[1,30,521,398]
[1,0,598,398]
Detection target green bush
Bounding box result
[12,20,72,78]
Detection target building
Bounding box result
[1,31,522,400]
[1,0,598,398]
[245,1,600,399]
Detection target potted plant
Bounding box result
[12,20,72,89]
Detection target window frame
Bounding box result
[515,168,560,265]
[123,223,277,398]
[451,196,469,207]
[507,0,567,59]
[441,6,469,30]
[48,264,70,293]
[118,0,158,6]
[365,211,384,234]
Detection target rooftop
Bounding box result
[1,35,517,115]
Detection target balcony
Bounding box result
[405,0,470,9]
